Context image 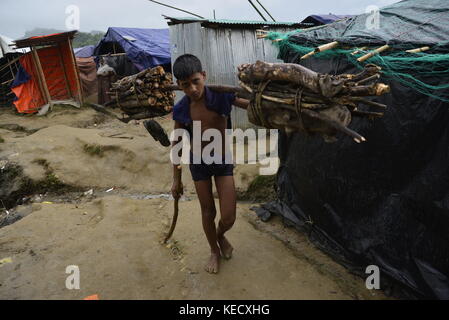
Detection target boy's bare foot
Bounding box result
[218,236,233,260]
[205,253,220,274]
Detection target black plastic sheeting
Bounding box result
[289,0,449,47]
[255,53,449,299]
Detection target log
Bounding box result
[238,61,389,143]
[238,60,322,94]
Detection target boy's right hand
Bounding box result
[171,180,183,199]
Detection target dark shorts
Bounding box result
[189,162,234,181]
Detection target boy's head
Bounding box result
[173,54,206,101]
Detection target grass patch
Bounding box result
[238,175,277,202]
[1,161,82,209]
[83,143,120,157]
[0,136,4,143]
[32,158,50,170]
[83,143,105,157]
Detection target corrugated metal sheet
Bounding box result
[165,16,308,28]
[169,22,292,129]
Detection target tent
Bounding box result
[1,34,30,107]
[10,31,83,113]
[93,27,171,71]
[258,0,449,299]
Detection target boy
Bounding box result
[170,54,249,274]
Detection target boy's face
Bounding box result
[177,71,206,102]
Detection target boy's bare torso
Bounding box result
[190,98,228,152]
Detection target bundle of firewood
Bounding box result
[105,66,175,122]
[236,61,390,143]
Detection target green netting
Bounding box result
[266,31,449,102]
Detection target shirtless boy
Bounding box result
[170,54,249,274]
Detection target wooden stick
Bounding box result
[164,84,245,95]
[0,56,21,73]
[238,61,321,94]
[351,110,384,118]
[67,38,84,104]
[351,97,387,109]
[357,44,390,62]
[302,108,366,143]
[350,47,368,55]
[99,53,127,57]
[405,46,430,54]
[356,74,380,85]
[239,82,296,104]
[300,41,339,60]
[31,47,52,105]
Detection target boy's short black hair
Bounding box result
[173,54,203,80]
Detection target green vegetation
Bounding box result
[23,28,105,48]
[83,144,105,157]
[73,31,105,48]
[0,136,4,143]
[239,175,277,202]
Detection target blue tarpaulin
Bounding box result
[93,27,171,71]
[74,45,95,58]
[11,64,30,88]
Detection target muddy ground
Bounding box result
[0,105,388,300]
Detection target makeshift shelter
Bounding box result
[10,31,83,113]
[0,34,30,108]
[300,14,353,27]
[93,27,171,71]
[257,0,449,299]
[165,17,309,129]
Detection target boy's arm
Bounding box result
[233,98,250,110]
[171,120,184,198]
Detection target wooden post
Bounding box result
[57,42,73,99]
[67,38,84,104]
[7,56,15,80]
[31,47,52,106]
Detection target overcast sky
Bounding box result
[1,0,400,39]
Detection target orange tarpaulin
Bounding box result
[12,41,80,113]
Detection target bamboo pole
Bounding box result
[300,41,339,60]
[350,47,368,55]
[31,47,52,105]
[67,38,84,104]
[405,46,430,53]
[1,79,13,85]
[0,56,21,73]
[7,56,15,80]
[357,44,390,62]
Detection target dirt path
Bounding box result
[0,106,387,300]
[0,195,382,300]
